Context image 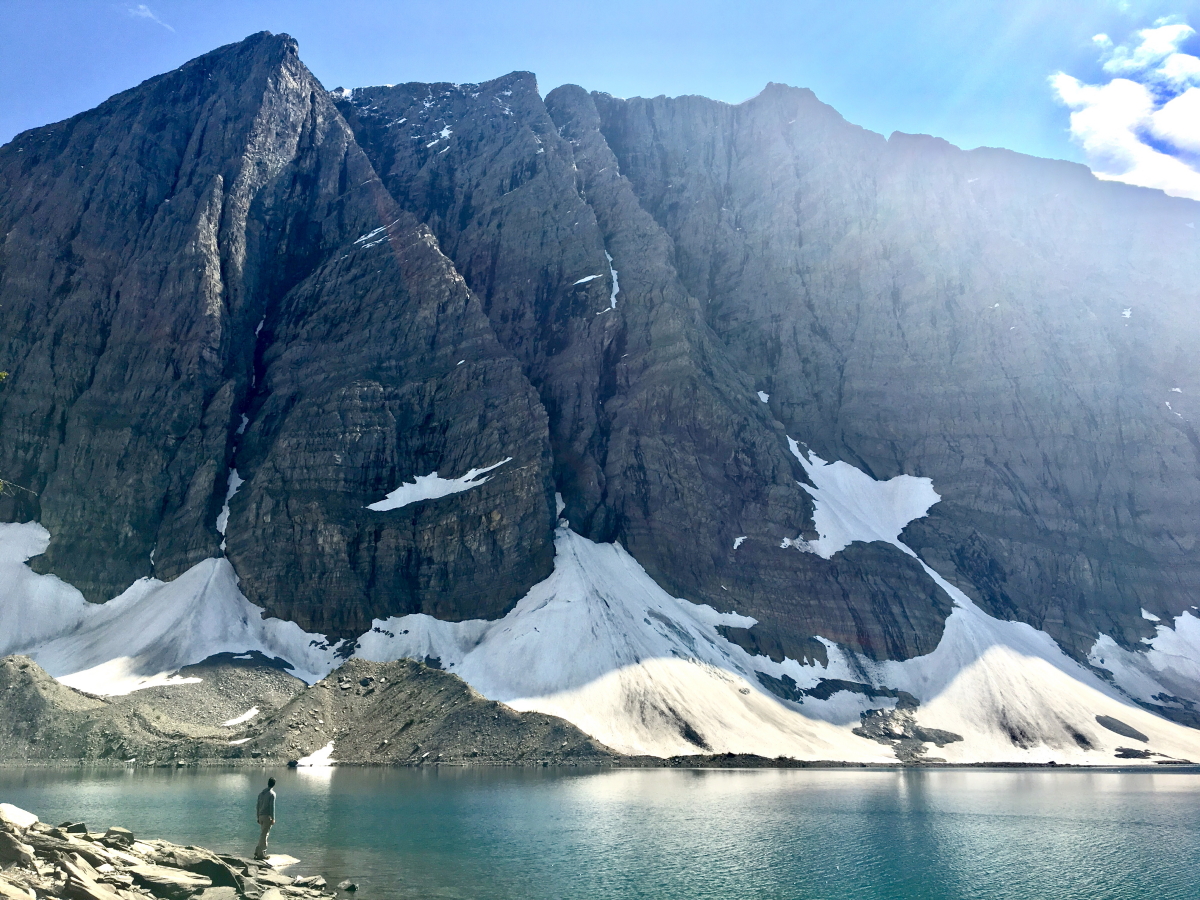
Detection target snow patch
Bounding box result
[573,274,602,285]
[1122,307,1132,318]
[1090,610,1200,708]
[605,252,620,309]
[221,706,259,727]
[357,527,890,759]
[228,738,251,746]
[0,522,340,695]
[785,438,939,558]
[215,468,244,550]
[776,439,1200,763]
[366,458,511,511]
[733,536,746,550]
[757,391,769,403]
[353,219,399,249]
[296,741,335,767]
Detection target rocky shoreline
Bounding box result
[0,803,345,900]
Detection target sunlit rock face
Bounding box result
[2,31,1199,701]
[587,84,1200,666]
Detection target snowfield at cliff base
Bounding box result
[3,440,1200,765]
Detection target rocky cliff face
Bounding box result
[589,84,1200,661]
[1,33,1197,690]
[0,33,554,636]
[335,74,954,663]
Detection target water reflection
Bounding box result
[1,767,1197,900]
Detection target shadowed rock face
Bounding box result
[0,33,555,636]
[2,32,1196,670]
[589,84,1200,660]
[335,75,956,662]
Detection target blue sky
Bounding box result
[2,1,1199,197]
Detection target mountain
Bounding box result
[1,32,1199,764]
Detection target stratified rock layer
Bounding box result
[338,75,955,662]
[589,84,1200,660]
[0,34,554,636]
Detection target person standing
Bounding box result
[254,777,277,860]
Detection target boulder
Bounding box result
[24,833,109,869]
[0,806,37,831]
[0,833,35,869]
[61,878,124,900]
[254,872,295,887]
[102,827,134,848]
[128,865,212,900]
[0,877,35,900]
[156,850,242,889]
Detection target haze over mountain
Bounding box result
[1,32,1198,764]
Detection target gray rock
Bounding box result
[153,849,241,890]
[127,865,212,900]
[101,828,133,848]
[1096,715,1149,742]
[854,704,964,763]
[0,832,35,868]
[0,877,35,900]
[253,873,293,888]
[0,805,37,831]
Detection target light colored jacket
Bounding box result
[256,788,276,821]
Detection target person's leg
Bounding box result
[255,817,271,858]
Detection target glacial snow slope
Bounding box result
[0,523,340,694]
[4,441,1199,763]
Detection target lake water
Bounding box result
[1,766,1198,899]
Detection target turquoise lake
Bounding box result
[1,766,1198,899]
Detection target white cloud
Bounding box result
[1052,18,1200,200]
[1152,87,1200,153]
[1102,21,1198,84]
[128,4,174,32]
